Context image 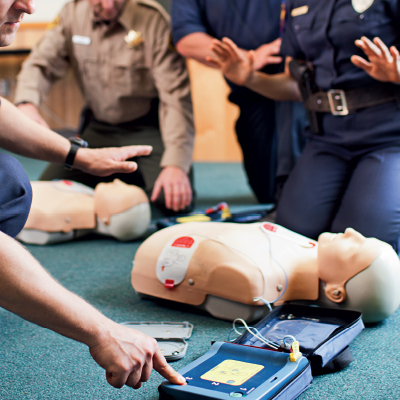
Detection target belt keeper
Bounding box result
[327,89,349,116]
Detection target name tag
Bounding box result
[291,5,309,17]
[72,35,91,46]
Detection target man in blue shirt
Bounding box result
[0,0,186,390]
[171,0,307,204]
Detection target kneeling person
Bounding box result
[15,0,195,214]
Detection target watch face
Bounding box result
[69,137,88,148]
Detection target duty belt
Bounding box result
[304,86,398,116]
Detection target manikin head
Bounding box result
[317,228,400,323]
[0,0,35,46]
[88,0,127,22]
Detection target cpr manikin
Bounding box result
[17,179,151,245]
[131,222,400,323]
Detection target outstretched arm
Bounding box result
[351,36,400,83]
[0,231,186,389]
[0,97,153,176]
[207,37,302,102]
[176,33,282,71]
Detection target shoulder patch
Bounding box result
[47,15,60,30]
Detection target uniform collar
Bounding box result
[118,0,136,32]
[91,0,134,32]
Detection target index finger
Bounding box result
[373,37,393,62]
[153,349,186,385]
[359,36,382,57]
[119,145,153,159]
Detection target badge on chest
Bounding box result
[351,0,374,13]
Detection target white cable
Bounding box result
[233,318,279,350]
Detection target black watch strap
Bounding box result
[64,137,88,170]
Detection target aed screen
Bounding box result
[200,359,264,386]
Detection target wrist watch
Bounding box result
[64,136,88,170]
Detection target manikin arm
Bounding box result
[0,231,186,389]
[0,97,152,176]
[208,38,302,102]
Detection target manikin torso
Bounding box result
[132,222,400,323]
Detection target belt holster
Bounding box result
[289,59,322,135]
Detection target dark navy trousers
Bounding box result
[0,153,32,238]
[230,93,307,204]
[276,140,400,252]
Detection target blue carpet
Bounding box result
[1,152,399,399]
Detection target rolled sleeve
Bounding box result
[171,0,207,44]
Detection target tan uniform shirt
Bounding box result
[15,0,194,172]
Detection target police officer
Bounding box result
[15,0,195,214]
[208,0,400,252]
[171,0,308,204]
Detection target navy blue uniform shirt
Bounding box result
[281,0,400,149]
[171,0,284,87]
[282,0,400,90]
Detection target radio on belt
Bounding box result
[159,304,364,400]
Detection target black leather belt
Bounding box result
[304,86,398,116]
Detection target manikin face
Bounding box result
[318,227,388,303]
[0,0,35,47]
[318,228,369,258]
[88,0,127,21]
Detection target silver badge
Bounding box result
[351,0,374,13]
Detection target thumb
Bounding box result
[110,160,138,174]
[106,370,128,389]
[248,50,255,69]
[151,180,162,202]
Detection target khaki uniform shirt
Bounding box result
[15,0,194,172]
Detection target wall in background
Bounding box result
[24,0,69,22]
[24,0,170,22]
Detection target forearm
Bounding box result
[0,97,70,163]
[245,71,302,102]
[176,32,221,68]
[0,232,111,348]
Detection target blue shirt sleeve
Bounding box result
[171,0,208,45]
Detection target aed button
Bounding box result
[230,392,244,398]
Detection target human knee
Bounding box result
[0,154,32,237]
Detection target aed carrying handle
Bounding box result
[289,59,321,135]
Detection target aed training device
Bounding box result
[159,304,364,400]
[159,342,311,400]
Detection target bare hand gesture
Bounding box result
[351,36,400,83]
[253,38,283,70]
[206,37,255,86]
[151,166,192,211]
[74,145,153,177]
[89,324,186,389]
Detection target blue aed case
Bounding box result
[160,341,311,399]
[159,305,364,400]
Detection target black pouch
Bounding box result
[234,304,364,375]
[159,304,363,400]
